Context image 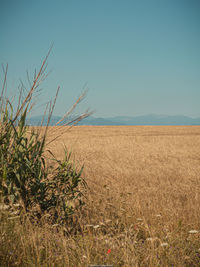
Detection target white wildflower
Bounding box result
[10,211,19,216]
[13,203,21,208]
[93,225,100,229]
[8,216,20,220]
[188,230,198,234]
[161,242,169,247]
[0,204,10,211]
[52,224,59,227]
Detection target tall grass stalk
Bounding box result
[0,49,91,226]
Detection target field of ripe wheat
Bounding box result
[1,125,200,266]
[45,125,200,266]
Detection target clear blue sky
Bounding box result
[1,0,200,118]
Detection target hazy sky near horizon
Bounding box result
[0,0,200,118]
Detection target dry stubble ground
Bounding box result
[1,126,200,266]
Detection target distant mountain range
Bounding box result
[26,114,200,126]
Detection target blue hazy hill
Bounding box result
[26,114,200,126]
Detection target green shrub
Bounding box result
[0,51,89,225]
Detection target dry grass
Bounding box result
[1,125,200,266]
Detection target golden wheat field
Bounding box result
[46,125,200,265]
[49,126,200,220]
[1,125,200,266]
